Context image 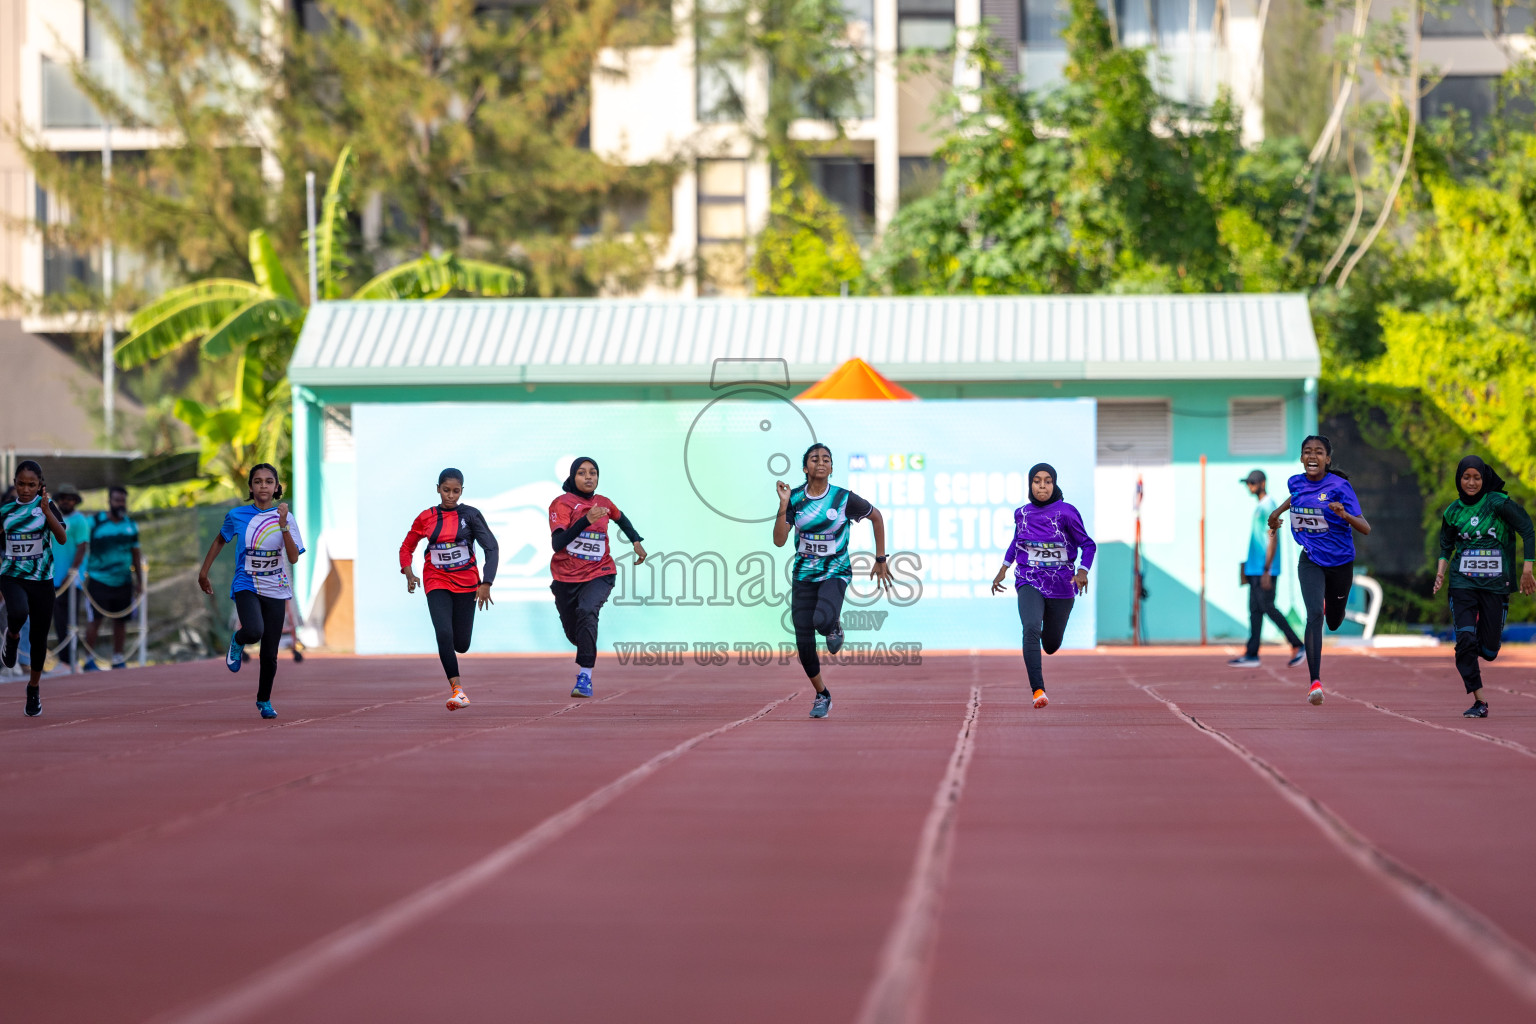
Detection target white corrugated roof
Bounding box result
[288,294,1319,386]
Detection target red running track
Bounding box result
[3,645,1536,1023]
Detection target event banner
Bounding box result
[353,395,1096,660]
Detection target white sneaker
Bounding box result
[446,686,470,710]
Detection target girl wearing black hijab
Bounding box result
[990,463,1096,708]
[1431,455,1535,718]
[548,458,647,697]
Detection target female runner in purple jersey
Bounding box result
[991,464,1096,708]
[1266,435,1371,705]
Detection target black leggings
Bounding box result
[234,591,287,702]
[427,589,476,680]
[1449,588,1507,695]
[2,577,55,671]
[791,577,847,679]
[1297,553,1353,681]
[1017,585,1074,691]
[551,574,615,669]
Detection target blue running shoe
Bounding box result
[82,659,102,672]
[810,690,831,719]
[571,671,593,698]
[257,700,277,719]
[226,636,243,673]
[826,622,845,655]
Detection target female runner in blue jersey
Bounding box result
[773,443,892,719]
[198,464,306,718]
[1267,435,1371,705]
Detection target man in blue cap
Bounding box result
[1229,470,1306,668]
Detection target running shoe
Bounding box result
[257,700,277,719]
[810,690,831,719]
[1,632,17,669]
[571,671,593,699]
[24,686,40,717]
[1032,688,1049,709]
[446,686,470,710]
[82,659,101,672]
[826,622,845,655]
[1307,681,1325,705]
[1463,700,1488,719]
[1288,648,1306,668]
[226,637,243,673]
[1227,655,1261,667]
[111,656,127,670]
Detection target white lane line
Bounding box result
[1256,663,1536,762]
[1126,672,1536,1009]
[150,692,797,1024]
[855,685,983,1024]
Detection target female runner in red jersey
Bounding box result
[549,457,647,697]
[401,468,499,709]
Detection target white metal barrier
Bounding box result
[1346,572,1383,642]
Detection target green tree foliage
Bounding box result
[116,149,523,497]
[749,166,864,295]
[869,11,1356,295]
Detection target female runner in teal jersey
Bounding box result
[773,443,892,719]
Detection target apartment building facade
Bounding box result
[592,0,1534,295]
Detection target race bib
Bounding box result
[5,530,44,560]
[1024,542,1068,566]
[566,531,607,562]
[1291,508,1328,533]
[244,548,284,577]
[797,532,836,558]
[428,542,473,570]
[1459,549,1504,578]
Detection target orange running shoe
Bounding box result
[447,686,470,710]
[1033,688,1049,709]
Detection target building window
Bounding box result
[900,0,955,51]
[1421,75,1497,130]
[1422,0,1495,35]
[808,157,875,240]
[323,405,355,463]
[1228,399,1286,456]
[697,159,748,295]
[1020,0,1068,47]
[1097,400,1172,465]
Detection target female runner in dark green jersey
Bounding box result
[1431,455,1535,718]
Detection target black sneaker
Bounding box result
[826,623,845,655]
[24,686,40,717]
[810,690,831,719]
[1463,700,1488,719]
[2,632,17,669]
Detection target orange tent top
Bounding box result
[796,357,918,401]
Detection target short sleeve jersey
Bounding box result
[786,484,873,583]
[220,505,305,599]
[1244,495,1280,577]
[0,498,61,582]
[1285,472,1360,568]
[550,492,624,584]
[53,510,90,587]
[88,513,141,587]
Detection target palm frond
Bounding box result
[314,145,355,301]
[118,281,264,368]
[248,229,298,303]
[352,254,525,301]
[200,297,305,360]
